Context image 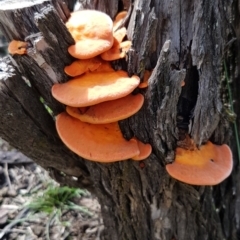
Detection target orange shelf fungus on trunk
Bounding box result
[8,40,28,55]
[66,10,114,59]
[101,40,132,61]
[64,58,102,77]
[52,10,153,164]
[51,71,140,107]
[56,112,140,162]
[166,141,233,185]
[113,11,127,31]
[132,139,152,160]
[93,60,115,72]
[138,70,152,89]
[113,27,127,43]
[66,93,144,124]
[101,20,131,61]
[64,57,114,77]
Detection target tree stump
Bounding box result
[0,0,239,239]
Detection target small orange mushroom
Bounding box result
[52,71,140,107]
[56,112,140,162]
[66,93,144,124]
[64,58,102,77]
[66,10,114,59]
[101,26,131,61]
[94,60,115,72]
[181,80,185,87]
[138,70,152,89]
[113,11,127,31]
[8,40,27,55]
[166,141,233,185]
[64,57,115,77]
[101,40,131,61]
[132,139,152,160]
[113,27,127,43]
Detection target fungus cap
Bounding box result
[101,40,131,61]
[68,39,114,59]
[52,71,140,107]
[66,10,114,59]
[113,11,127,31]
[66,93,144,124]
[94,61,114,72]
[64,58,102,77]
[166,141,233,185]
[101,28,130,61]
[8,40,27,55]
[56,112,140,162]
[113,27,127,43]
[132,139,152,160]
[138,70,152,89]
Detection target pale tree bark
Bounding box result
[0,0,239,239]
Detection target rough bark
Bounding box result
[0,0,239,239]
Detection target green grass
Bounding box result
[40,97,53,116]
[27,185,91,216]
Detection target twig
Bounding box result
[1,204,19,210]
[45,211,57,240]
[0,228,27,234]
[0,208,29,239]
[3,162,12,191]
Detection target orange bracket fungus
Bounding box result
[166,141,233,185]
[56,112,140,162]
[113,11,128,31]
[101,39,132,61]
[113,27,127,43]
[64,57,114,77]
[51,9,152,163]
[51,71,140,107]
[93,60,115,72]
[66,93,144,124]
[101,27,131,61]
[8,40,28,55]
[66,10,114,59]
[138,70,152,89]
[64,57,102,77]
[132,139,152,160]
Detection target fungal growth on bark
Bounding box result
[1,0,238,239]
[56,113,141,162]
[66,94,144,124]
[8,40,28,55]
[66,10,114,59]
[6,7,233,183]
[50,9,152,162]
[51,71,141,107]
[166,141,233,185]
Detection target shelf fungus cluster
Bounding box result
[51,10,152,162]
[7,9,233,184]
[166,140,233,185]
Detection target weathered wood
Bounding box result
[0,56,92,189]
[0,0,93,191]
[0,0,239,239]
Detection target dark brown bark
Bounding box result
[0,0,239,239]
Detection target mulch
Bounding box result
[0,138,103,240]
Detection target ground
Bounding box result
[0,138,102,240]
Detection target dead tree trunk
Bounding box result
[0,0,239,239]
